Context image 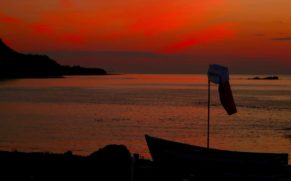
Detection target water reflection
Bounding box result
[0,74,290,163]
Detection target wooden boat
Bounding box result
[145,135,289,179]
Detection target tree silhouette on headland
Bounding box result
[0,39,106,79]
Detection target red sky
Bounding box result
[0,0,291,73]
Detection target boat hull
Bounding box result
[145,135,289,179]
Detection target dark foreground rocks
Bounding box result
[0,145,131,181]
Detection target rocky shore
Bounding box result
[248,76,279,80]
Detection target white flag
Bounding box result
[207,64,229,84]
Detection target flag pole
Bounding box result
[207,79,210,149]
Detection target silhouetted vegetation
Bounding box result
[0,39,107,79]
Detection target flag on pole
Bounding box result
[208,64,237,115]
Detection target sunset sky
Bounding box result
[1,0,291,73]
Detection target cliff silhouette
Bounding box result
[0,39,107,79]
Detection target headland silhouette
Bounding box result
[0,39,107,79]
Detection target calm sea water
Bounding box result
[0,74,290,162]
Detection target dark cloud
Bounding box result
[271,37,291,40]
